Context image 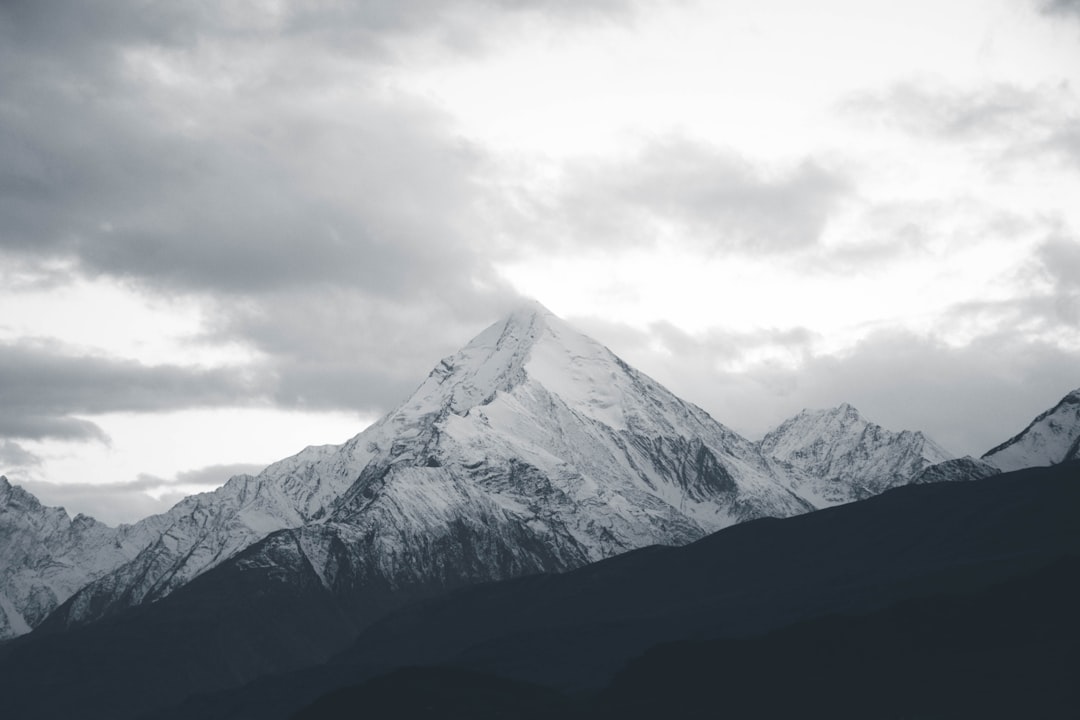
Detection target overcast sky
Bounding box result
[2,0,1079,524]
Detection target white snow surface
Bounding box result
[759,403,953,504]
[982,389,1080,471]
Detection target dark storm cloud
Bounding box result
[524,139,849,255]
[0,343,270,441]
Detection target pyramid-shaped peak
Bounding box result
[401,302,607,418]
[396,303,700,433]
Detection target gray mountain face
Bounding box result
[759,403,953,504]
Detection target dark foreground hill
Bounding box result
[292,552,1080,720]
[161,461,1079,720]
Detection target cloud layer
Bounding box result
[2,0,1079,520]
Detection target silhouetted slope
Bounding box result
[599,553,1080,719]
[289,553,1080,720]
[161,462,1079,720]
[292,667,576,720]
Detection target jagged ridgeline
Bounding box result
[1,303,1078,720]
[4,303,965,642]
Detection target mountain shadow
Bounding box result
[288,551,1080,720]
[160,461,1079,720]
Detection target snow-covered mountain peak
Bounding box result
[982,387,1080,471]
[761,404,953,502]
[397,303,553,418]
[391,301,664,432]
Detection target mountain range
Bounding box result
[3,303,965,641]
[0,303,1077,719]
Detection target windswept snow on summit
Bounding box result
[760,403,953,505]
[982,389,1080,472]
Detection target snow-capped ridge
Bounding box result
[761,403,953,503]
[982,387,1080,471]
[13,306,1071,647]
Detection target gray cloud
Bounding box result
[0,67,495,298]
[204,286,524,414]
[590,321,1080,458]
[1040,0,1080,18]
[0,440,41,469]
[0,0,647,298]
[16,461,266,525]
[840,82,1043,139]
[1045,121,1080,168]
[0,0,563,429]
[1038,233,1080,290]
[1035,232,1080,324]
[840,81,1080,171]
[0,416,109,444]
[0,342,270,441]
[519,138,849,255]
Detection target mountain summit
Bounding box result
[44,303,812,639]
